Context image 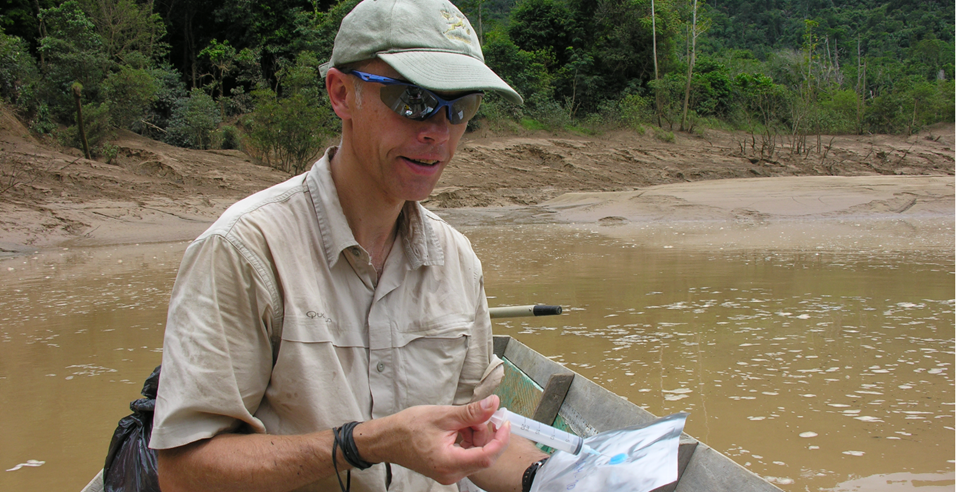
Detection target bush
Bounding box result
[164,88,221,149]
[618,93,655,130]
[30,103,57,135]
[141,63,187,139]
[98,142,119,163]
[652,127,675,142]
[103,64,158,130]
[61,100,115,154]
[243,88,327,174]
[211,125,240,150]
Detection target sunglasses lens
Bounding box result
[380,83,482,124]
[381,85,439,120]
[448,94,482,124]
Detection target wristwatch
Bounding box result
[521,457,550,492]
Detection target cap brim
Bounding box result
[379,51,523,105]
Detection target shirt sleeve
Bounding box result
[150,233,278,450]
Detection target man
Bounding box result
[149,0,549,491]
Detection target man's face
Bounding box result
[343,60,469,206]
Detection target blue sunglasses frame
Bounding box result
[348,70,483,125]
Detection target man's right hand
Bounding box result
[356,394,512,485]
[157,395,513,492]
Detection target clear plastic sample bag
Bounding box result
[530,412,688,492]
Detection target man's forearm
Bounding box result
[467,436,550,492]
[157,396,511,492]
[158,431,340,492]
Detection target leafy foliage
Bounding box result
[241,52,334,174]
[37,1,109,120]
[0,29,38,109]
[102,63,158,129]
[0,0,952,165]
[78,0,168,66]
[164,88,221,149]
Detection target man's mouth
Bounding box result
[405,157,440,167]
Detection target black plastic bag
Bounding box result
[103,365,161,492]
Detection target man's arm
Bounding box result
[467,436,550,492]
[158,431,334,492]
[157,395,512,492]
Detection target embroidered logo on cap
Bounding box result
[440,9,472,44]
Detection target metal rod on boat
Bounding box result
[489,305,563,319]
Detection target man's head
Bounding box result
[321,0,521,207]
[319,0,522,106]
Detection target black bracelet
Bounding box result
[521,457,550,492]
[331,427,351,492]
[335,421,374,470]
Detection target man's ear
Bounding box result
[326,68,353,120]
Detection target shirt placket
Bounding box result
[367,290,396,419]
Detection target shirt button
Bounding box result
[376,361,385,372]
[351,248,361,257]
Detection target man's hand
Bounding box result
[157,395,518,492]
[357,394,512,485]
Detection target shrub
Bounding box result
[618,93,655,130]
[61,100,115,154]
[141,63,187,139]
[164,88,221,149]
[214,125,240,150]
[102,64,158,130]
[98,142,119,163]
[653,127,675,142]
[30,103,57,135]
[243,88,327,174]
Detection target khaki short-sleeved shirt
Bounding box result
[150,149,503,491]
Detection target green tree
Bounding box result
[198,38,237,114]
[37,0,109,121]
[0,28,39,109]
[508,0,577,69]
[481,28,553,110]
[0,0,58,51]
[78,0,168,66]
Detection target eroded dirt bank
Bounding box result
[0,106,953,254]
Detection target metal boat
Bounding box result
[489,305,782,492]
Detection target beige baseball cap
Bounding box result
[318,0,522,105]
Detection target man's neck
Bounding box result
[329,146,403,268]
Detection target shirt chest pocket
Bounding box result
[392,315,472,408]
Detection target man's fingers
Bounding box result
[450,420,511,472]
[455,394,500,428]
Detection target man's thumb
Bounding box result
[460,394,500,426]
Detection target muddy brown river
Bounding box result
[0,223,953,491]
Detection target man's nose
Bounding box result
[417,109,452,143]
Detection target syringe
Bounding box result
[487,408,583,455]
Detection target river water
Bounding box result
[0,223,953,491]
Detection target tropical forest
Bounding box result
[0,0,954,174]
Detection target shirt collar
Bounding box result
[306,148,444,269]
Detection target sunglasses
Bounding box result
[347,70,482,125]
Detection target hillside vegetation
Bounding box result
[0,0,954,176]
